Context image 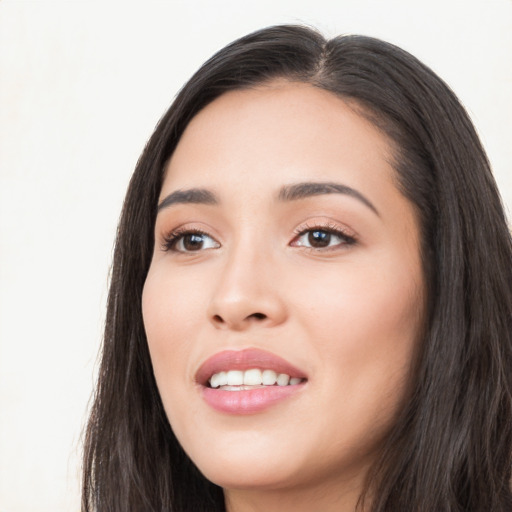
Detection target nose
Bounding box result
[207,245,287,331]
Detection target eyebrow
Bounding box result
[278,182,379,216]
[157,181,378,216]
[158,188,218,211]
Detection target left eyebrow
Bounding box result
[278,181,379,216]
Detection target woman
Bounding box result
[82,25,512,511]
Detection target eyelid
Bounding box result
[292,219,357,238]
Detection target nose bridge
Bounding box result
[208,229,286,330]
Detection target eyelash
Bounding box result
[291,222,357,250]
[161,223,357,253]
[161,227,215,252]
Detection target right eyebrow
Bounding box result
[157,188,219,212]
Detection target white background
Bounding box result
[0,1,510,510]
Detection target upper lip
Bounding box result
[195,348,307,386]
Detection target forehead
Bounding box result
[162,82,396,202]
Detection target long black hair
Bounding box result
[82,25,512,511]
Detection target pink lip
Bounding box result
[196,348,307,415]
[196,348,307,385]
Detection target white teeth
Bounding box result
[210,371,227,388]
[226,370,244,386]
[210,373,219,389]
[277,373,290,386]
[262,369,277,385]
[243,368,262,385]
[221,385,257,391]
[217,371,228,386]
[208,368,305,388]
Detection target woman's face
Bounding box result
[142,83,425,499]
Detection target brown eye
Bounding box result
[292,227,356,250]
[308,230,331,248]
[182,233,207,251]
[164,231,220,253]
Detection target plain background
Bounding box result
[0,1,510,510]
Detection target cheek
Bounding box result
[297,253,423,409]
[141,267,204,406]
[142,258,213,340]
[300,252,421,336]
[142,267,219,459]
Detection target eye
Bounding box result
[163,229,220,253]
[291,225,356,250]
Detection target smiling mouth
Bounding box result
[209,368,305,389]
[197,349,308,413]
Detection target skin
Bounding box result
[142,82,425,512]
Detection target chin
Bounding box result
[179,429,309,490]
[198,456,301,491]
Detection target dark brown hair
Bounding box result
[82,25,512,511]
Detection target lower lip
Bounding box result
[201,385,304,414]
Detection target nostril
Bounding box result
[210,311,270,329]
